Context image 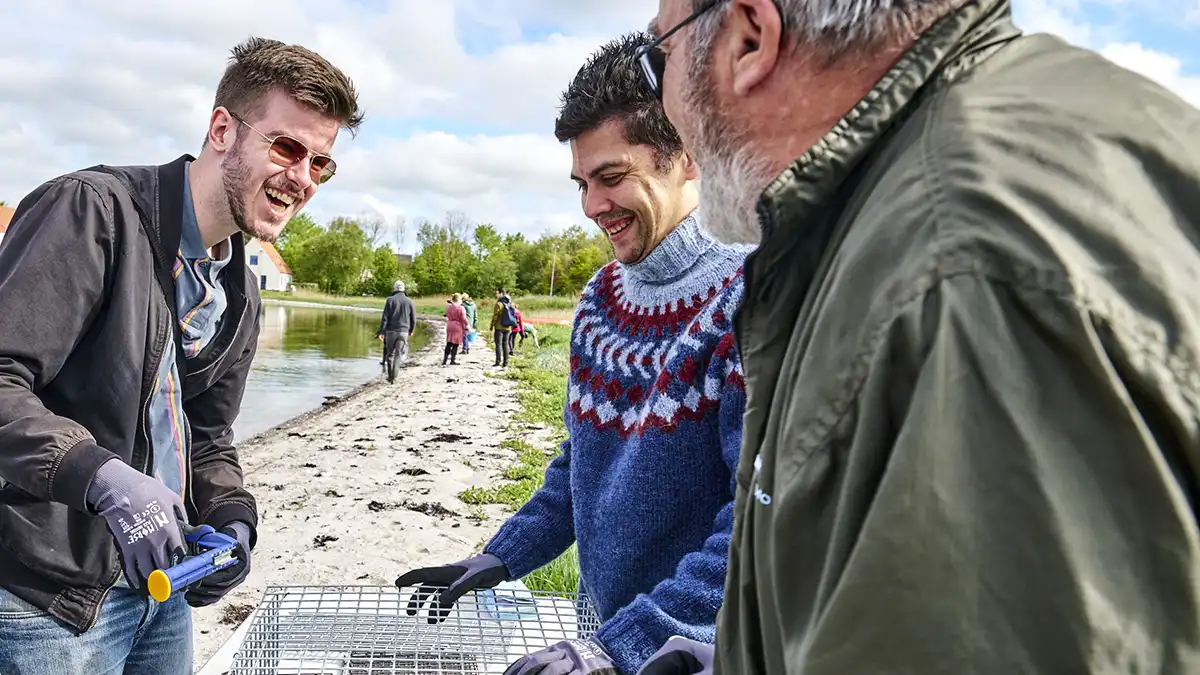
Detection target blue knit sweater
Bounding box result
[485,214,752,674]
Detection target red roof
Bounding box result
[0,205,13,233]
[256,239,291,275]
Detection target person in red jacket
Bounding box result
[443,293,469,366]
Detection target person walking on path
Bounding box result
[0,37,362,675]
[461,293,477,354]
[443,293,469,366]
[377,280,416,383]
[396,33,752,675]
[638,0,1200,673]
[490,287,515,368]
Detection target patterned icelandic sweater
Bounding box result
[485,214,752,674]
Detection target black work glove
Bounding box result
[87,459,188,590]
[504,638,619,675]
[186,521,252,607]
[637,638,714,675]
[395,552,509,623]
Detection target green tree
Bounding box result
[292,217,372,294]
[362,246,401,296]
[566,243,611,293]
[276,212,321,280]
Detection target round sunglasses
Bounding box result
[229,112,338,185]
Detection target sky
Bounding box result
[1,0,1196,254]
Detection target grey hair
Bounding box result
[691,0,963,60]
[393,280,405,292]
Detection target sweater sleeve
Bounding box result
[593,336,747,674]
[483,432,577,579]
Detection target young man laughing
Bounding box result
[0,37,362,675]
[396,33,753,675]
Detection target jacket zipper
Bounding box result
[85,295,170,631]
[183,300,245,520]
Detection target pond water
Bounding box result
[231,303,394,441]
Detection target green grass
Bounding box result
[263,289,578,319]
[262,288,385,310]
[457,324,580,595]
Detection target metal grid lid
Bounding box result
[230,584,599,675]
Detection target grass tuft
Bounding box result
[455,324,580,595]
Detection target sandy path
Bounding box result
[191,319,522,669]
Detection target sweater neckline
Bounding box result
[623,211,714,285]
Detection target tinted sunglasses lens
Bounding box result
[637,48,662,98]
[268,136,307,167]
[312,157,337,184]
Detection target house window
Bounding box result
[249,255,259,265]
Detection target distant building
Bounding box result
[0,204,13,247]
[395,253,413,266]
[244,238,292,292]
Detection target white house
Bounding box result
[244,238,292,292]
[0,205,13,247]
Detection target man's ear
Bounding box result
[207,107,237,152]
[726,0,785,96]
[682,151,698,181]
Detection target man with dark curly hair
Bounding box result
[396,32,751,675]
[0,37,362,674]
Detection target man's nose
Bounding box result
[582,186,612,221]
[285,157,315,192]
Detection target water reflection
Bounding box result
[232,303,384,441]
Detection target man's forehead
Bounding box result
[571,151,636,180]
[256,92,340,154]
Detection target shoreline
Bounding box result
[191,319,530,669]
[236,303,443,445]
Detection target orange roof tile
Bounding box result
[256,239,291,275]
[0,205,13,233]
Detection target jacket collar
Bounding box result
[755,0,1021,241]
[156,155,249,300]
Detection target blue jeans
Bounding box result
[0,586,192,675]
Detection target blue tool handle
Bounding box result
[147,526,239,601]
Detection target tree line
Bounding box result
[274,210,614,298]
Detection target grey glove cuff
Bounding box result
[86,458,144,512]
[225,521,252,550]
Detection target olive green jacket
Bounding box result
[718,0,1200,672]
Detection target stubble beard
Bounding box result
[221,138,280,243]
[684,60,775,246]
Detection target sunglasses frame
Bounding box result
[637,0,726,100]
[228,111,338,185]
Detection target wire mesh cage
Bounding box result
[229,584,601,675]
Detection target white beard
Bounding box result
[693,142,774,245]
[684,72,775,246]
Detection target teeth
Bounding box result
[606,218,632,235]
[265,187,295,206]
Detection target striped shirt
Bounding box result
[146,161,231,498]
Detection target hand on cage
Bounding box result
[503,638,618,675]
[394,552,509,623]
[636,637,714,675]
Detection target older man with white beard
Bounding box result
[636,0,1200,674]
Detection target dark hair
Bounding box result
[553,32,683,170]
[213,37,365,136]
[497,287,507,294]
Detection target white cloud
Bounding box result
[1,0,1195,252]
[1100,43,1200,106]
[1017,1,1200,107]
[0,0,651,249]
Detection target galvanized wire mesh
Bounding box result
[229,585,601,675]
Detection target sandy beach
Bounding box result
[190,318,532,669]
